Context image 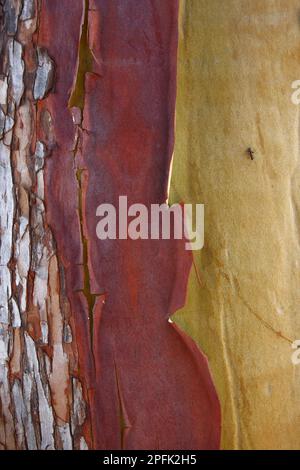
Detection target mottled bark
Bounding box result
[0,0,88,450]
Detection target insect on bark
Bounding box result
[246,147,255,160]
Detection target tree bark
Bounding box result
[0,0,90,450]
[172,0,300,450]
[0,0,221,450]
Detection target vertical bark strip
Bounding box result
[80,0,220,449]
[0,0,88,450]
[172,0,300,450]
[1,0,221,450]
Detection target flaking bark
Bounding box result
[0,0,88,450]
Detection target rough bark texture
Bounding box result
[172,0,300,450]
[0,0,221,450]
[0,0,89,450]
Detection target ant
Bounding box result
[246,147,255,160]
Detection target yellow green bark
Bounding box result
[172,0,300,450]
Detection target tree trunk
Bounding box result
[0,0,90,450]
[0,0,220,450]
[6,0,299,453]
[172,0,300,450]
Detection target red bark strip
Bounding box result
[39,0,221,449]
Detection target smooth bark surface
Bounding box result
[172,0,300,450]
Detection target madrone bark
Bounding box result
[0,0,89,450]
[0,0,221,450]
[172,0,300,450]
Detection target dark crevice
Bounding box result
[68,0,93,110]
[75,168,97,349]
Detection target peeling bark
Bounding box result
[172,0,300,450]
[0,0,221,450]
[0,0,88,450]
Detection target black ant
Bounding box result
[246,147,255,160]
